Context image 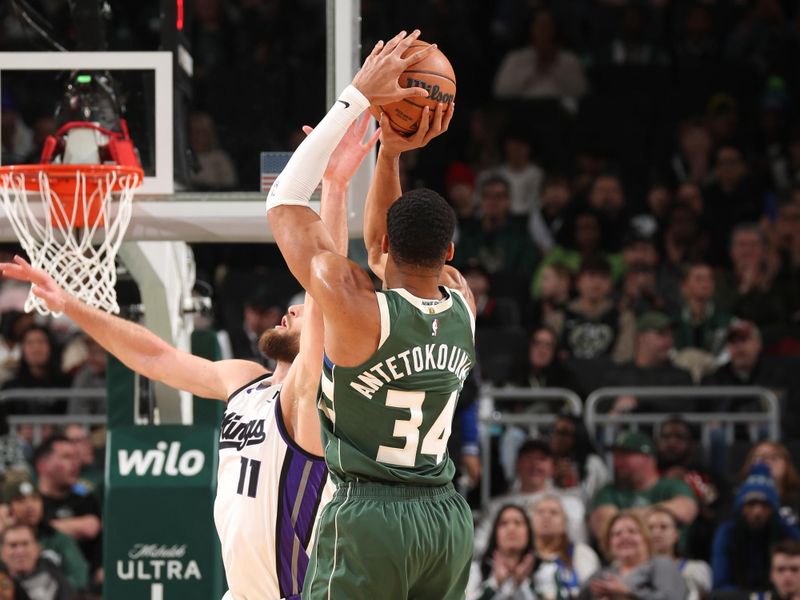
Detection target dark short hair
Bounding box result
[772,540,800,558]
[0,523,36,545]
[730,223,767,248]
[541,174,570,192]
[659,416,695,440]
[387,188,456,269]
[680,260,712,282]
[578,254,611,277]
[517,438,552,459]
[479,174,511,196]
[32,434,71,471]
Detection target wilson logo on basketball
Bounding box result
[404,78,454,104]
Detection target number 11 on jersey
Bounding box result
[237,457,261,497]
[376,390,458,467]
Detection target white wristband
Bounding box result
[266,85,369,212]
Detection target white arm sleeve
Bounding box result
[266,85,370,211]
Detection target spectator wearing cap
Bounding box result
[712,464,800,592]
[454,174,539,281]
[225,287,284,368]
[672,261,732,356]
[545,256,636,363]
[603,312,693,413]
[740,442,800,529]
[528,175,573,254]
[703,319,800,439]
[444,161,477,220]
[475,439,588,557]
[0,523,72,600]
[2,473,88,592]
[590,430,698,542]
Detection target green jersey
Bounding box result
[318,286,476,485]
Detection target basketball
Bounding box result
[381,41,456,136]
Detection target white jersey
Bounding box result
[214,374,334,600]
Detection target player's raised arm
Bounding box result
[364,103,453,280]
[281,117,379,455]
[0,257,265,400]
[362,106,475,314]
[266,30,435,305]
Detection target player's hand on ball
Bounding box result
[0,255,68,314]
[378,101,454,157]
[352,30,437,106]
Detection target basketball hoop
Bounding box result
[0,163,143,316]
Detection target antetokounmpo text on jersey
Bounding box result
[349,343,473,399]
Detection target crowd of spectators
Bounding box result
[1,0,800,598]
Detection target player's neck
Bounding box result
[384,262,443,300]
[271,361,291,384]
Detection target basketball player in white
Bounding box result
[0,116,379,600]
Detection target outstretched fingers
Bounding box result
[363,126,381,151]
[382,30,412,55]
[401,42,437,69]
[368,39,384,59]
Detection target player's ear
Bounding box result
[445,241,455,262]
[381,234,390,254]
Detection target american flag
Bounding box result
[260,152,322,200]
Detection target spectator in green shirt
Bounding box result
[673,261,731,356]
[454,174,539,281]
[590,430,698,541]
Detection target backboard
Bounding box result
[0,51,173,195]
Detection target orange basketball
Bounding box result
[381,41,456,136]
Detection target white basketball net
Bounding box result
[0,167,139,316]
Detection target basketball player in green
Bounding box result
[267,30,475,600]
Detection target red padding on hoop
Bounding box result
[107,138,139,169]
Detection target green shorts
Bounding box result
[302,481,473,600]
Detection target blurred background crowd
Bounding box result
[1,0,800,598]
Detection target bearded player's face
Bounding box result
[258,304,304,363]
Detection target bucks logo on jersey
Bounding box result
[318,287,476,486]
